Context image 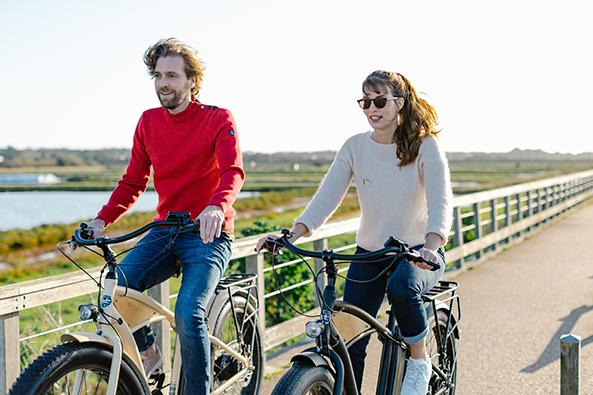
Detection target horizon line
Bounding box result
[1,146,592,156]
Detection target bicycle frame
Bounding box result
[302,259,410,395]
[62,218,259,395]
[272,233,459,395]
[61,268,255,395]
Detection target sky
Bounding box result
[1,0,592,154]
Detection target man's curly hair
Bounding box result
[144,38,205,97]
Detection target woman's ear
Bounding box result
[396,97,405,109]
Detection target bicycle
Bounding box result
[9,212,264,395]
[265,230,460,395]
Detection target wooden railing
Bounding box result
[1,169,593,392]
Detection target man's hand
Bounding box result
[86,218,106,239]
[196,205,224,243]
[70,218,105,250]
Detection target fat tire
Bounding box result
[271,361,334,395]
[427,310,458,395]
[9,342,149,395]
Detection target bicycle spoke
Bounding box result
[92,373,102,395]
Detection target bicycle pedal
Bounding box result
[148,371,165,386]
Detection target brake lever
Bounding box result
[263,237,284,255]
[405,251,441,271]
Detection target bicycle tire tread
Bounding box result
[9,342,149,395]
[272,361,333,394]
[9,342,87,393]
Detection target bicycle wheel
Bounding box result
[271,361,334,395]
[9,342,149,395]
[209,294,263,394]
[426,309,458,395]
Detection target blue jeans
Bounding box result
[117,227,232,395]
[343,245,445,390]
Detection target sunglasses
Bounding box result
[357,96,400,109]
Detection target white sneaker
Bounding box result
[401,354,432,395]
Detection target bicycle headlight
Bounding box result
[79,304,99,321]
[305,320,324,338]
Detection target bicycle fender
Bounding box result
[61,331,113,346]
[61,332,146,368]
[427,303,460,340]
[58,335,149,391]
[61,333,147,376]
[290,348,332,368]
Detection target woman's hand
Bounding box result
[414,247,440,270]
[255,234,282,254]
[412,232,444,270]
[254,222,310,253]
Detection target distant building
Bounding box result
[0,173,61,184]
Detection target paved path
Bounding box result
[262,201,593,394]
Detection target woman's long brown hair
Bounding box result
[362,70,439,167]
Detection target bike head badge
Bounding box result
[101,295,112,308]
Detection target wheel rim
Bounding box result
[211,306,259,394]
[303,382,333,395]
[427,320,456,394]
[42,368,110,394]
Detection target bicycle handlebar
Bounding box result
[72,212,197,246]
[265,229,441,271]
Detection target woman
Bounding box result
[256,70,453,395]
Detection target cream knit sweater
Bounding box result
[295,131,453,251]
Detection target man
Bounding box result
[85,38,244,394]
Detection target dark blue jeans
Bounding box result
[343,245,445,390]
[117,227,232,395]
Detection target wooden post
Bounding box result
[1,312,20,394]
[489,199,498,251]
[503,196,512,244]
[560,333,581,395]
[245,254,266,334]
[514,193,522,238]
[472,202,482,260]
[538,188,546,225]
[147,282,171,373]
[313,238,328,307]
[559,183,566,203]
[526,190,533,232]
[452,207,464,268]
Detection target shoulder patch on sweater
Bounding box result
[197,104,219,112]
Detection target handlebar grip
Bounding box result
[262,237,284,254]
[73,228,96,245]
[425,259,441,271]
[77,223,95,240]
[405,251,441,271]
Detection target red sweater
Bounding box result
[97,101,245,234]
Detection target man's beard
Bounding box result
[158,90,186,110]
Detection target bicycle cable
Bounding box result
[334,255,401,284]
[56,242,102,288]
[268,240,405,318]
[269,249,320,319]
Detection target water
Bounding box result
[0,191,256,231]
